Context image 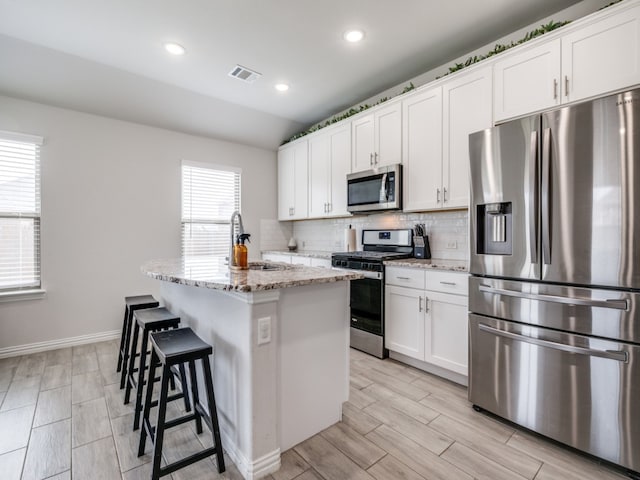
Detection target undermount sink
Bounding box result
[248,262,288,271]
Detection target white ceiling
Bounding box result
[0,0,583,150]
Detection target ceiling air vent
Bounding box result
[228,65,262,83]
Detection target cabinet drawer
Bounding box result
[425,271,468,295]
[386,267,425,289]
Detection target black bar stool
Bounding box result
[138,327,225,480]
[124,307,190,430]
[117,295,159,389]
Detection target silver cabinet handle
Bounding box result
[528,130,538,263]
[478,284,629,310]
[424,296,429,313]
[440,281,456,286]
[327,202,331,213]
[436,188,441,203]
[564,75,569,97]
[374,152,379,165]
[443,187,448,203]
[370,153,373,166]
[541,128,551,265]
[396,276,411,280]
[418,296,423,312]
[553,79,558,100]
[478,323,628,363]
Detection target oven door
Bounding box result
[350,275,383,335]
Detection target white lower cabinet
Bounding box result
[386,268,469,377]
[262,253,330,268]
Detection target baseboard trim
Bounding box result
[0,329,121,359]
[221,429,281,480]
[389,351,468,387]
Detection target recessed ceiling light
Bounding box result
[344,30,364,43]
[164,42,186,55]
[275,83,289,92]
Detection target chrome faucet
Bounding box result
[229,210,244,267]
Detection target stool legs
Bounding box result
[132,328,151,430]
[119,306,135,389]
[116,305,129,374]
[138,349,158,458]
[188,360,203,435]
[202,355,225,473]
[124,322,140,405]
[152,362,171,480]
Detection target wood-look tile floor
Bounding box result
[0,341,631,480]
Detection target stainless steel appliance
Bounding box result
[347,164,402,213]
[468,88,640,475]
[332,229,412,358]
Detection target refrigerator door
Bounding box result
[469,314,640,473]
[469,116,540,280]
[541,88,640,289]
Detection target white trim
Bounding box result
[223,290,280,305]
[181,159,242,175]
[0,329,120,359]
[0,129,44,145]
[0,289,46,303]
[389,350,468,387]
[221,430,281,480]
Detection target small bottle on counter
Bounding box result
[233,233,251,269]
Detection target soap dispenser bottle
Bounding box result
[233,233,251,270]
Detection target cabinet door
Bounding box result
[277,146,295,220]
[291,140,309,219]
[402,87,443,211]
[443,66,493,209]
[351,114,375,172]
[424,291,468,376]
[262,253,292,263]
[494,39,561,122]
[308,133,330,218]
[385,285,425,360]
[328,125,351,216]
[374,102,402,167]
[562,4,640,103]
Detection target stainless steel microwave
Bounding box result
[347,164,402,213]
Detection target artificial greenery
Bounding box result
[281,0,623,146]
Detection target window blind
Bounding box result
[0,131,43,292]
[181,162,241,257]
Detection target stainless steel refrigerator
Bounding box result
[468,88,640,475]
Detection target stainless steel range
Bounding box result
[332,229,412,358]
[468,88,640,475]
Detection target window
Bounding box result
[181,161,241,257]
[0,130,43,293]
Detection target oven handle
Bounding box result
[478,284,628,310]
[332,267,382,280]
[478,323,628,363]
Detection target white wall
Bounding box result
[0,95,276,350]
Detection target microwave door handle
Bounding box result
[379,173,388,201]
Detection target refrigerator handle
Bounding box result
[478,284,629,311]
[541,128,552,265]
[528,131,538,263]
[478,324,628,363]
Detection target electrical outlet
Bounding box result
[446,241,458,249]
[257,317,271,345]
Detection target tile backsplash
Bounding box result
[262,210,469,261]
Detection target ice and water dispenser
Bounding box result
[476,202,512,255]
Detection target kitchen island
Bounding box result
[141,256,360,480]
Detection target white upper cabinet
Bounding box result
[402,87,443,212]
[352,101,402,172]
[308,124,351,218]
[562,4,640,103]
[494,39,562,121]
[443,66,493,209]
[495,3,640,122]
[277,140,308,220]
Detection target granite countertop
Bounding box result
[384,258,469,272]
[262,250,332,259]
[141,256,361,293]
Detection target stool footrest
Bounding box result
[164,412,198,430]
[159,447,219,477]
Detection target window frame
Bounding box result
[0,130,46,302]
[180,160,242,258]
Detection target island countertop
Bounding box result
[141,256,362,292]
